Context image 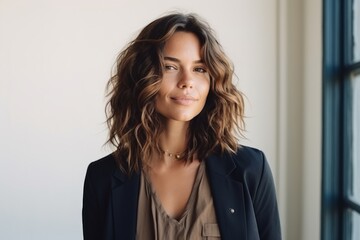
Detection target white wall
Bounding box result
[301,0,322,238]
[0,0,321,239]
[276,0,322,239]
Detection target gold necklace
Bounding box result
[159,148,186,159]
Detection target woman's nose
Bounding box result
[177,70,193,89]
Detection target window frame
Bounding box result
[322,0,360,239]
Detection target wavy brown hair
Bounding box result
[106,13,245,174]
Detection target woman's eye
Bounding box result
[164,65,177,71]
[194,67,207,73]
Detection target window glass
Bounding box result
[350,72,360,203]
[346,209,360,240]
[353,0,360,62]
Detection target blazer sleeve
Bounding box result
[253,152,282,240]
[82,163,102,240]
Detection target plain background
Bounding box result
[0,0,321,239]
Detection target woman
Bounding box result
[82,13,281,240]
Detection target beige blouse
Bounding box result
[136,161,221,240]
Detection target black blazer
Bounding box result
[82,146,281,240]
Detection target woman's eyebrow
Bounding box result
[164,56,204,64]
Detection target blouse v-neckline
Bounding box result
[143,160,205,223]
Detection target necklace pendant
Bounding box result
[160,147,185,160]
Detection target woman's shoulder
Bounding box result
[229,146,276,199]
[85,153,118,185]
[232,145,267,168]
[88,153,117,171]
[207,145,270,178]
[229,145,273,183]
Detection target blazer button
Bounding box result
[229,208,235,214]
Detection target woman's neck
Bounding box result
[160,120,189,153]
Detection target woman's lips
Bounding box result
[170,96,198,105]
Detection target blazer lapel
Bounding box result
[111,169,140,240]
[206,154,247,240]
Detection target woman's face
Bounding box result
[155,31,210,123]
